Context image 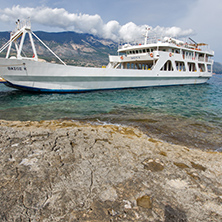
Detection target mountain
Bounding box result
[0,31,118,67]
[213,62,222,74]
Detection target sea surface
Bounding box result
[0,74,222,151]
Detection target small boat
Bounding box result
[0,20,214,93]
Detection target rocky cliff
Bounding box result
[0,120,221,221]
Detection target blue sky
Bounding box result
[0,0,221,62]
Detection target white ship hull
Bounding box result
[0,21,214,93]
[0,58,211,92]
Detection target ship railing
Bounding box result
[195,45,214,55]
[118,36,165,49]
[204,49,214,55]
[118,36,214,56]
[198,57,205,62]
[118,36,188,48]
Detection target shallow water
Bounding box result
[0,75,221,150]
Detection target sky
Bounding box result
[0,0,221,62]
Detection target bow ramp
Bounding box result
[0,19,66,65]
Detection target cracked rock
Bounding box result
[0,120,221,221]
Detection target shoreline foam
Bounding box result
[0,119,222,221]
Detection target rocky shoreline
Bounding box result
[0,119,222,221]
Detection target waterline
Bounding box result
[0,75,221,150]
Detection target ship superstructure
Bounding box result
[0,21,214,92]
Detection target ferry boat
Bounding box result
[0,20,214,92]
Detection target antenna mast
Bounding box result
[144,27,150,45]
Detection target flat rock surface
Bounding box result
[0,120,222,221]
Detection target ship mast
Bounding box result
[144,27,150,45]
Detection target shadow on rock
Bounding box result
[164,205,187,222]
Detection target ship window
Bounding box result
[188,62,197,72]
[143,49,146,53]
[136,50,138,54]
[198,54,204,61]
[146,49,149,53]
[138,61,153,70]
[175,61,186,71]
[160,60,174,71]
[139,50,142,53]
[207,64,212,72]
[198,63,205,72]
[126,63,135,69]
[142,64,147,70]
[136,63,141,69]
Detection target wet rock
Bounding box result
[191,161,207,171]
[136,195,152,209]
[174,162,190,169]
[142,158,164,172]
[159,151,167,156]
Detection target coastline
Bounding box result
[0,119,222,221]
[87,113,222,152]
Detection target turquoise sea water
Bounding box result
[0,75,222,151]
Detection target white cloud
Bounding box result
[153,26,194,38]
[0,5,194,42]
